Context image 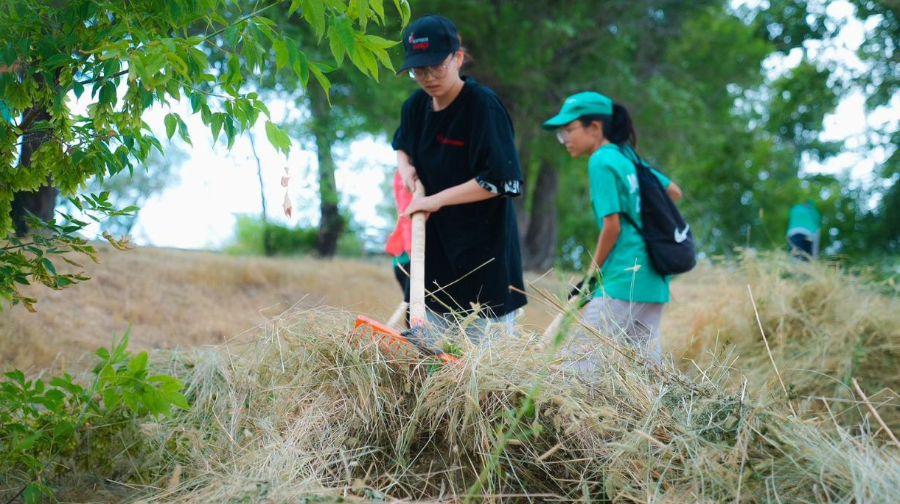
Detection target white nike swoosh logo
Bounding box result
[674,225,690,243]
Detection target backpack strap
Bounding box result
[617,144,643,167]
[613,144,644,234]
[619,210,642,234]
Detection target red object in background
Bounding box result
[385,170,413,257]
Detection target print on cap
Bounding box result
[409,32,429,51]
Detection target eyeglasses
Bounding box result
[556,124,583,144]
[408,54,456,80]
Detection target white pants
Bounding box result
[424,309,519,345]
[562,297,665,373]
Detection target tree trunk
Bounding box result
[10,107,56,236]
[248,131,273,256]
[512,126,534,244]
[522,159,558,272]
[308,86,342,257]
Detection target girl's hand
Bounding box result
[403,194,442,220]
[399,163,419,194]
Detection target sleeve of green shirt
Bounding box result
[588,157,622,221]
[650,167,671,189]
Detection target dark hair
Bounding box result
[578,103,637,148]
[456,34,471,68]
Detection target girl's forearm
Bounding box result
[433,179,497,208]
[397,150,413,169]
[592,215,621,269]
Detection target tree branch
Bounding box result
[76,69,129,86]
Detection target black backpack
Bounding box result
[618,147,696,276]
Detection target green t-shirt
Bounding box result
[786,203,821,236]
[589,144,671,304]
[391,250,410,267]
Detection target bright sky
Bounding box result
[124,102,396,249]
[81,0,894,250]
[120,101,396,250]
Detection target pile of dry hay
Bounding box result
[127,286,900,502]
[675,253,900,432]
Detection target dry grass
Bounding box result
[0,246,423,371]
[0,245,703,373]
[95,306,900,502]
[4,247,900,502]
[671,252,900,431]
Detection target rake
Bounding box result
[354,180,458,364]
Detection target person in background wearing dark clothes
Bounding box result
[787,199,822,261]
[392,15,526,344]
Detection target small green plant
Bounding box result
[0,329,188,503]
[226,214,319,256]
[441,341,464,358]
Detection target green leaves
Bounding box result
[0,0,409,311]
[0,201,126,311]
[328,15,356,64]
[310,62,332,102]
[265,121,292,156]
[0,331,190,502]
[163,113,191,145]
[274,39,289,71]
[392,0,411,25]
[300,0,327,39]
[164,113,178,140]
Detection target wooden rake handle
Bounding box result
[542,263,599,340]
[409,180,427,328]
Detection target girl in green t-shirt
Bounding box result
[543,92,683,364]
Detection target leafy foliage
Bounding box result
[0,330,188,503]
[227,214,320,256]
[227,213,365,257]
[0,0,409,309]
[842,0,900,254]
[0,192,135,312]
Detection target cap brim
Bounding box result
[541,113,580,131]
[397,52,453,73]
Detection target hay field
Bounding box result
[2,246,900,502]
[0,246,417,371]
[0,245,714,372]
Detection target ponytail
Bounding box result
[578,102,638,148]
[608,104,637,147]
[457,34,471,68]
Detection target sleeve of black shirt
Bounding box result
[468,95,524,197]
[391,94,416,155]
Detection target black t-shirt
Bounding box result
[391,76,527,317]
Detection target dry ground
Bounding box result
[4,247,900,503]
[0,244,716,372]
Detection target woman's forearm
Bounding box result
[403,178,499,217]
[592,214,621,269]
[397,150,413,169]
[433,179,497,208]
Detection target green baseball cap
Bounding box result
[542,91,613,130]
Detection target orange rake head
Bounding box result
[354,315,458,364]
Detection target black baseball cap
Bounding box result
[398,15,460,73]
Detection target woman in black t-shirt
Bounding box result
[391,15,526,342]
